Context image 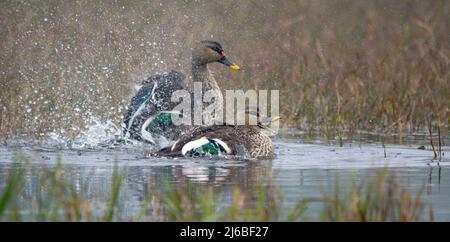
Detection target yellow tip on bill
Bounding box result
[230,65,240,70]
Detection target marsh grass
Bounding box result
[0,0,449,141]
[0,155,123,221]
[320,170,426,222]
[0,156,431,222]
[103,158,126,222]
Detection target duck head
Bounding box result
[258,114,281,133]
[192,40,240,70]
[236,106,280,132]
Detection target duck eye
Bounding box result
[209,46,222,53]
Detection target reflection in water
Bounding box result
[427,165,442,195]
[119,161,271,203]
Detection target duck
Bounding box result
[122,70,186,143]
[152,108,280,159]
[122,40,240,144]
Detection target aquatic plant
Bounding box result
[319,170,426,222]
[0,155,431,222]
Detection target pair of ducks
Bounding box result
[123,41,278,159]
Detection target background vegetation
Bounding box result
[0,0,449,140]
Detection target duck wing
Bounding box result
[153,125,244,157]
[123,70,186,142]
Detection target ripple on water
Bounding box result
[0,139,448,169]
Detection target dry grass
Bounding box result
[0,0,449,140]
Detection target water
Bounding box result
[0,129,449,221]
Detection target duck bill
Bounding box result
[271,116,281,122]
[218,57,240,70]
[258,116,281,134]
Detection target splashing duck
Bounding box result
[123,41,240,144]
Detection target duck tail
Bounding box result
[151,146,181,157]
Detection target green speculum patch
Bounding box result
[193,142,221,156]
[146,112,174,132]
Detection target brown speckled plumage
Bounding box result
[154,124,274,159]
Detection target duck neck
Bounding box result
[192,63,218,92]
[191,62,223,106]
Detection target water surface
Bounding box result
[0,131,449,221]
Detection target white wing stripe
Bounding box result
[181,137,210,155]
[171,140,179,151]
[212,138,232,154]
[141,116,156,144]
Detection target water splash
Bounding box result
[47,116,135,150]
